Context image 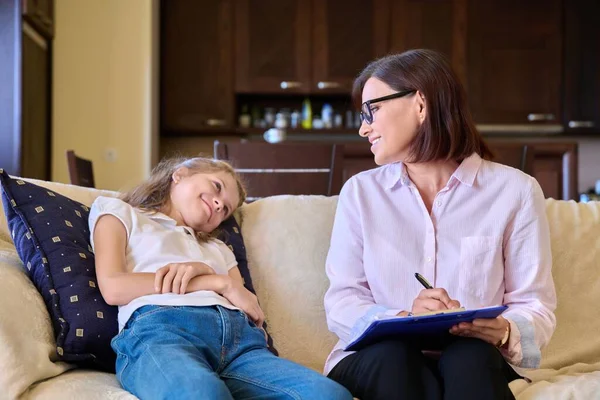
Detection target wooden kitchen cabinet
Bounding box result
[234,0,389,94]
[311,0,389,93]
[466,0,562,125]
[234,0,311,94]
[161,0,235,132]
[389,0,467,84]
[341,141,578,201]
[563,0,600,134]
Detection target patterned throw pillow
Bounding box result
[0,170,118,372]
[219,216,279,356]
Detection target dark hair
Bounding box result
[352,49,492,163]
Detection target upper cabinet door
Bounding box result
[234,0,311,94]
[466,0,562,125]
[389,0,468,86]
[564,0,600,133]
[312,0,390,94]
[161,0,234,132]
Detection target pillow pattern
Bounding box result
[0,170,117,371]
[218,216,279,356]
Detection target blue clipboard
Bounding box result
[345,305,508,351]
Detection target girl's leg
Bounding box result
[216,307,352,400]
[112,305,233,400]
[222,348,352,400]
[327,339,442,400]
[438,337,517,400]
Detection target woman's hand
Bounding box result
[222,280,265,327]
[450,316,510,347]
[411,288,461,314]
[154,262,216,294]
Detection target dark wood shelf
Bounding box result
[161,127,359,137]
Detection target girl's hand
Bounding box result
[450,316,510,347]
[155,262,216,294]
[222,280,265,327]
[411,288,461,314]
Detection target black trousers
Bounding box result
[328,337,521,400]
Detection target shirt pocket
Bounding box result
[459,236,504,303]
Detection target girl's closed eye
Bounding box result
[370,106,379,114]
[214,181,222,192]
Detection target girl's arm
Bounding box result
[93,214,158,305]
[94,214,232,305]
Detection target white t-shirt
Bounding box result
[89,196,238,331]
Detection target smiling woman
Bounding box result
[324,49,556,400]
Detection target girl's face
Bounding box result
[358,77,426,165]
[168,169,240,233]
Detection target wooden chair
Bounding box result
[488,143,534,174]
[214,141,344,201]
[66,150,95,188]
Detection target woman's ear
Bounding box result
[416,90,427,124]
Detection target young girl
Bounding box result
[90,157,351,400]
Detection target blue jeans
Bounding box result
[111,305,352,400]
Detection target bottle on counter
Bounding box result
[301,98,312,129]
[321,103,333,129]
[238,105,251,128]
[290,109,301,128]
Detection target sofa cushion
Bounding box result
[218,216,278,355]
[0,170,118,371]
[539,199,600,369]
[240,195,339,371]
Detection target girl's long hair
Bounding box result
[120,156,246,242]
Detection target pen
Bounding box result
[414,272,433,289]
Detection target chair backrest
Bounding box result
[66,150,95,188]
[488,143,534,174]
[214,141,344,201]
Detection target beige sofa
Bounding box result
[1,179,600,400]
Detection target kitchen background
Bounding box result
[1,0,599,200]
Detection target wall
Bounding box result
[52,0,158,191]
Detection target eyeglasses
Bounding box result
[360,89,416,125]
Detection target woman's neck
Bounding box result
[404,160,459,194]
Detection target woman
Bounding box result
[324,49,556,400]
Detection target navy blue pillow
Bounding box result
[0,170,117,372]
[219,217,279,356]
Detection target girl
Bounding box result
[90,157,351,400]
[324,49,556,400]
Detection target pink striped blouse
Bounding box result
[324,153,557,374]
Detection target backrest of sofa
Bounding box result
[240,195,339,371]
[540,199,600,369]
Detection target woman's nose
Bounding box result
[358,120,371,137]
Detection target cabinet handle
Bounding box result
[317,81,342,89]
[206,119,227,127]
[527,113,555,122]
[568,120,595,128]
[280,81,302,89]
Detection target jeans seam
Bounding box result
[130,322,175,387]
[221,372,301,400]
[218,306,228,372]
